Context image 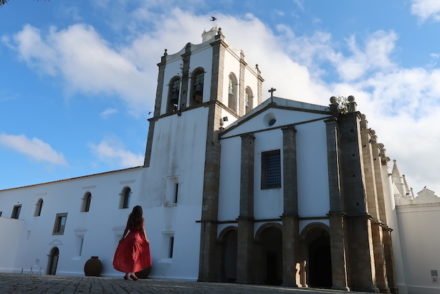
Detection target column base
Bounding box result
[332,286,350,291]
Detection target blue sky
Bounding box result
[1,0,440,195]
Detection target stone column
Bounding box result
[383,228,397,293]
[237,134,255,284]
[360,116,389,293]
[338,105,378,292]
[179,43,191,109]
[371,133,388,223]
[256,64,264,105]
[281,126,298,287]
[198,30,227,282]
[325,118,349,291]
[144,50,167,167]
[238,51,246,116]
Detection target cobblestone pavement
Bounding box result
[0,273,369,294]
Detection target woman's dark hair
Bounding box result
[127,205,143,230]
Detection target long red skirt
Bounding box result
[113,230,152,273]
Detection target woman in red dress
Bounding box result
[113,205,152,281]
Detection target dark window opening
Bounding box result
[169,236,174,258]
[81,192,92,212]
[11,205,21,219]
[53,213,68,235]
[120,187,131,209]
[261,150,281,189]
[35,199,43,217]
[174,183,179,204]
[245,87,253,114]
[190,68,204,106]
[228,73,238,112]
[167,76,181,113]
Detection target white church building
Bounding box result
[1,27,440,294]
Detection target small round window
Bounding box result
[264,112,277,127]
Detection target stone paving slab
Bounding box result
[0,273,370,294]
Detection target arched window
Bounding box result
[245,87,254,114]
[120,187,131,209]
[228,73,238,112]
[81,192,92,212]
[34,198,43,217]
[167,76,181,113]
[190,67,204,106]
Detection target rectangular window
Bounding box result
[261,150,281,189]
[53,213,68,235]
[11,205,22,219]
[174,183,179,204]
[168,236,174,259]
[165,177,179,206]
[77,236,84,256]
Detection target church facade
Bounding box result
[0,27,435,293]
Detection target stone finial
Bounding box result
[379,144,389,164]
[160,49,168,63]
[240,50,245,59]
[347,95,357,112]
[217,27,225,39]
[369,129,377,143]
[329,96,339,115]
[360,114,368,129]
[255,64,261,74]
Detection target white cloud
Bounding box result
[9,24,149,114]
[0,133,67,165]
[411,0,440,22]
[100,108,118,119]
[90,139,143,167]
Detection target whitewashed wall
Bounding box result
[140,106,209,279]
[396,201,440,294]
[0,218,25,272]
[218,104,330,237]
[0,167,145,276]
[382,165,408,294]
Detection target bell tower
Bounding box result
[142,27,263,281]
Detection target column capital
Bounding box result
[281,125,297,132]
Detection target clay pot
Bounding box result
[84,256,103,277]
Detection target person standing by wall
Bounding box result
[113,205,152,280]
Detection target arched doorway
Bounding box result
[304,224,332,288]
[47,247,59,275]
[255,224,282,285]
[219,228,237,282]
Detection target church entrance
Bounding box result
[255,225,282,285]
[304,226,332,288]
[220,229,237,282]
[47,247,59,275]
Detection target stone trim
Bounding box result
[179,43,191,109]
[198,35,228,282]
[281,126,298,287]
[144,54,167,166]
[239,53,246,116]
[325,118,344,212]
[221,116,332,140]
[359,115,380,220]
[237,133,255,284]
[220,103,331,137]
